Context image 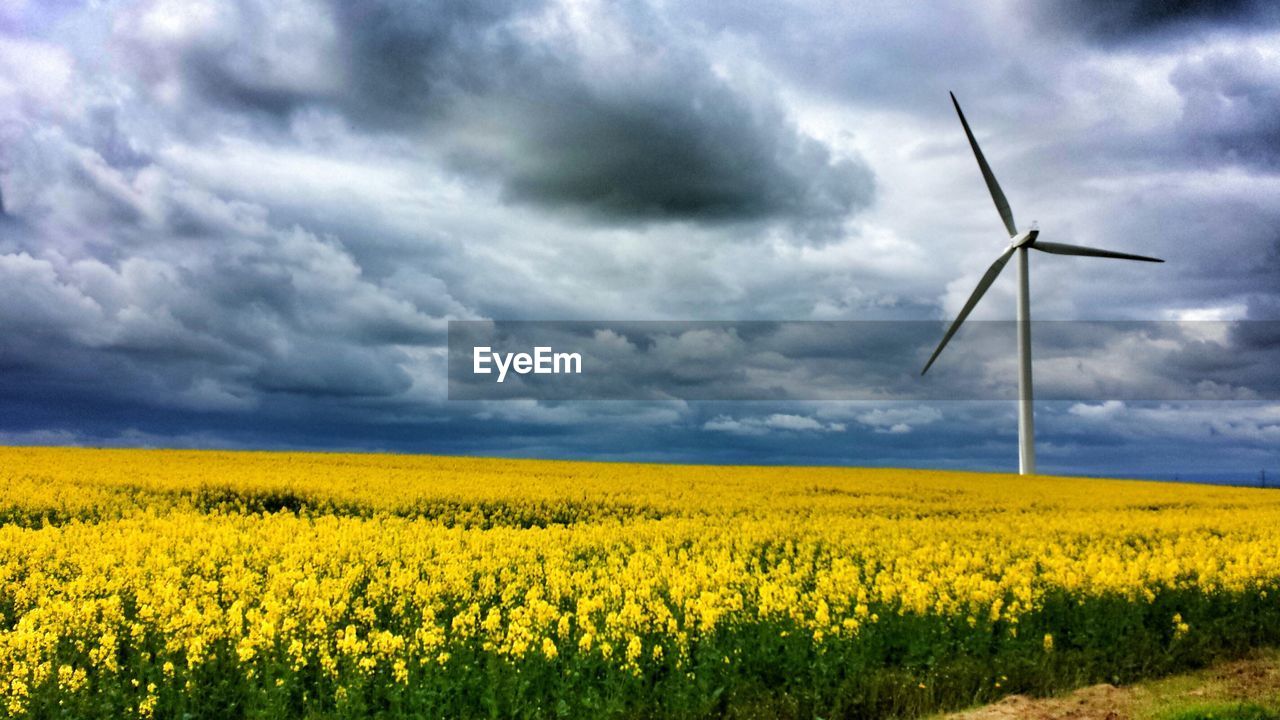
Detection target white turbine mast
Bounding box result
[921,92,1164,475]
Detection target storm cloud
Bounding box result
[110,0,872,224]
[1035,0,1277,43]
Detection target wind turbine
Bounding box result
[921,92,1163,475]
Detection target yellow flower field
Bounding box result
[2,446,1279,718]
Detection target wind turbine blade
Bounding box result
[951,92,1017,238]
[921,246,1017,375]
[1032,241,1164,263]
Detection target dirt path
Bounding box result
[944,652,1280,720]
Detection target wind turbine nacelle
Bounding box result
[1009,229,1039,248]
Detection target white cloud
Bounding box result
[811,404,943,434]
[703,413,845,436]
[1062,401,1280,444]
[1068,400,1126,419]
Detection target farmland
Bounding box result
[1,447,1279,718]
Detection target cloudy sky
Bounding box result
[1,0,1278,480]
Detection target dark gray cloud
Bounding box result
[444,80,872,223]
[1035,0,1275,43]
[0,129,440,410]
[1170,48,1280,167]
[114,0,872,225]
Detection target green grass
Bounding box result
[930,649,1280,720]
[1160,704,1280,720]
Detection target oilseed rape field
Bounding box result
[2,448,1280,719]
